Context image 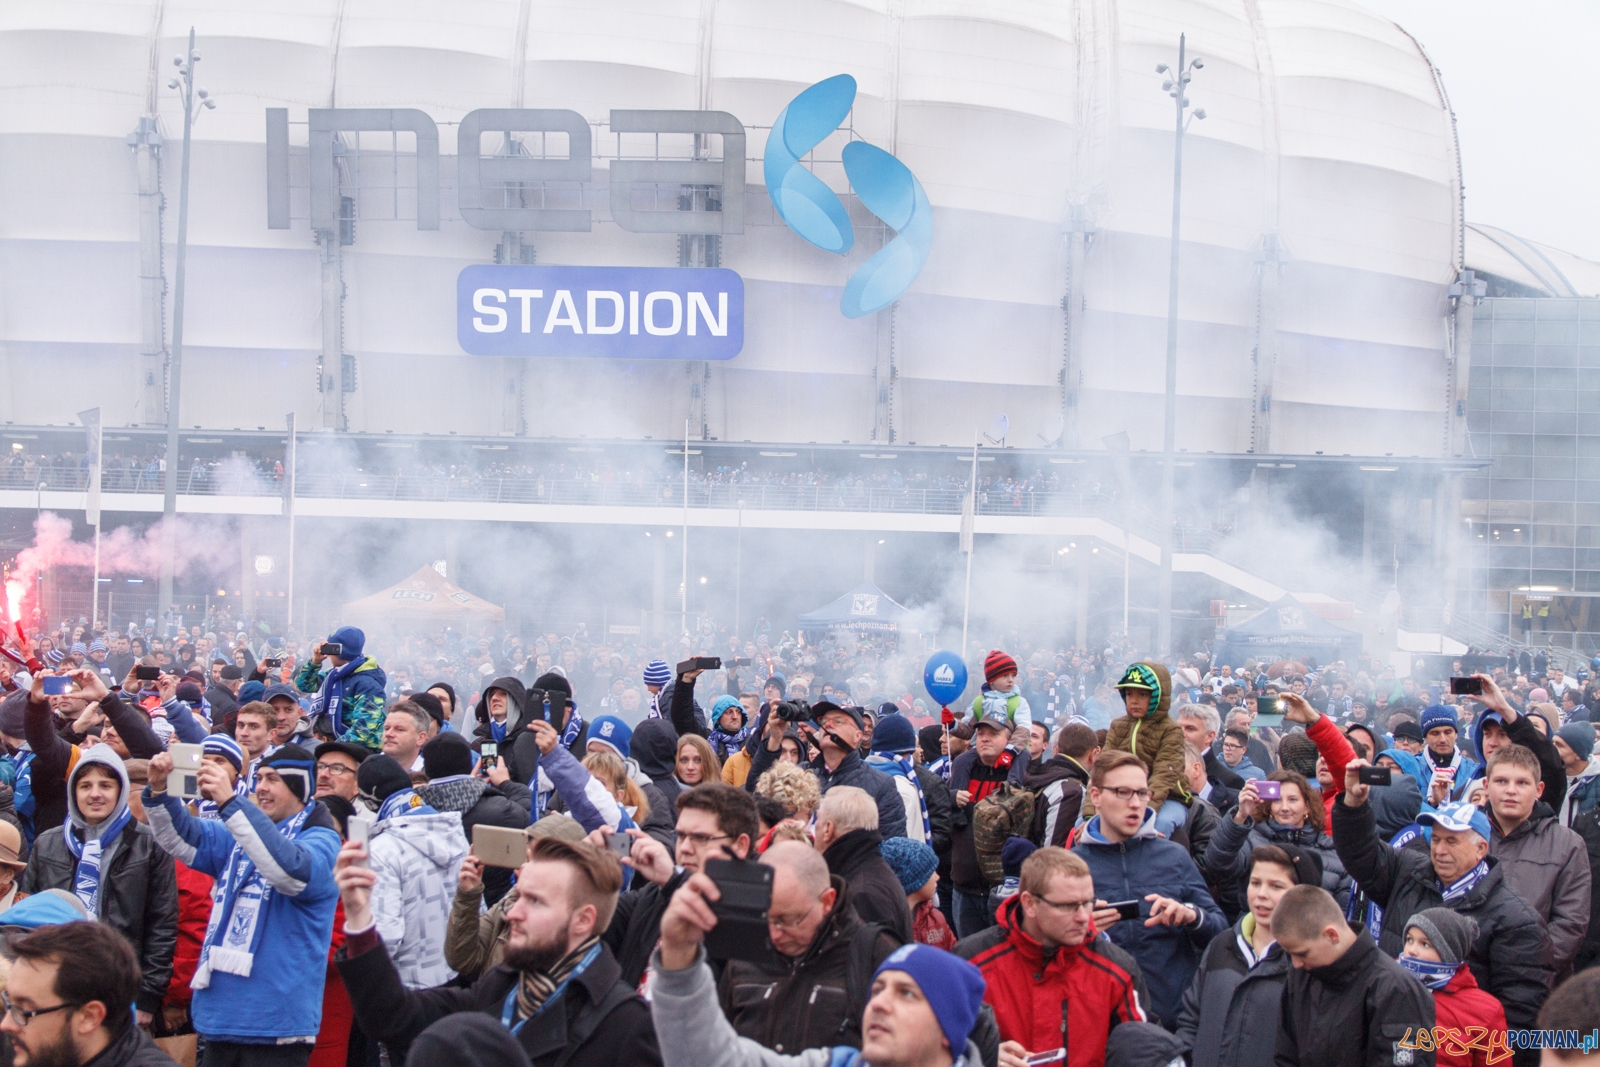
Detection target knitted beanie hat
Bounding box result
[1277,730,1320,779]
[984,650,1019,685]
[879,835,938,894]
[1406,908,1479,965]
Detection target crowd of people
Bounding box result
[0,610,1598,1067]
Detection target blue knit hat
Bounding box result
[879,836,938,894]
[872,945,986,1055]
[44,649,63,666]
[237,680,266,704]
[870,712,917,755]
[329,626,365,659]
[202,734,245,773]
[70,642,87,655]
[1419,704,1458,736]
[643,660,672,688]
[588,715,633,759]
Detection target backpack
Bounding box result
[972,782,1035,887]
[843,922,905,1034]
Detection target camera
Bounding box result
[773,700,810,723]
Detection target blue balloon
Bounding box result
[923,650,968,708]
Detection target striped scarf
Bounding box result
[513,936,600,1027]
[868,755,931,841]
[1439,859,1490,903]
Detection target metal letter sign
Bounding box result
[457,265,743,360]
[457,108,592,231]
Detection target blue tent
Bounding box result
[797,582,911,633]
[1214,595,1362,667]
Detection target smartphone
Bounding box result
[1257,695,1281,714]
[1253,712,1285,729]
[731,657,752,667]
[135,665,161,681]
[1254,780,1283,800]
[40,676,72,696]
[472,823,530,869]
[347,818,370,845]
[480,742,499,771]
[1025,1052,1066,1067]
[319,643,342,658]
[607,831,633,859]
[1108,899,1142,922]
[1449,676,1483,696]
[1358,765,1393,786]
[262,658,281,669]
[168,743,204,800]
[703,857,779,965]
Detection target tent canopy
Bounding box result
[797,582,912,632]
[1214,595,1362,668]
[340,566,505,629]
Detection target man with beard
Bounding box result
[333,833,659,1067]
[0,921,175,1067]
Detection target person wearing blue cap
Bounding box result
[653,866,988,1067]
[293,626,388,752]
[1418,704,1477,804]
[1330,758,1553,1037]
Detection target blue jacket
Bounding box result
[146,791,341,1043]
[1073,808,1226,1029]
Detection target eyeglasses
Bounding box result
[1099,786,1153,803]
[315,762,355,777]
[768,900,821,931]
[1,992,77,1026]
[676,830,729,850]
[1030,896,1096,914]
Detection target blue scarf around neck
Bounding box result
[65,804,133,914]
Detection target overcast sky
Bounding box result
[1363,0,1600,261]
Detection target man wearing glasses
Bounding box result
[715,840,902,1054]
[956,847,1150,1067]
[591,782,759,994]
[1,921,174,1067]
[1072,751,1225,1031]
[314,741,367,804]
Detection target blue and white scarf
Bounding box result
[310,658,362,736]
[192,803,314,989]
[1439,859,1490,903]
[707,724,754,761]
[928,755,951,784]
[559,703,585,750]
[376,788,433,823]
[869,755,931,842]
[1399,954,1462,991]
[65,804,134,914]
[196,773,252,821]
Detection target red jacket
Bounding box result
[1433,965,1508,1067]
[956,896,1148,1067]
[1308,714,1356,823]
[163,860,214,1007]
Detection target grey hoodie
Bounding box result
[66,745,132,871]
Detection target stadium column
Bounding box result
[872,303,898,444]
[1249,234,1282,454]
[130,116,168,426]
[319,234,346,430]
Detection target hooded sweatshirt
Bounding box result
[470,676,544,785]
[1561,754,1600,827]
[368,805,469,990]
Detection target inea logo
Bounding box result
[764,74,932,318]
[934,664,955,685]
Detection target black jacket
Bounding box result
[1275,924,1434,1067]
[82,1022,179,1067]
[1205,749,1245,792]
[604,868,688,990]
[1330,796,1552,1030]
[1172,795,1226,916]
[822,829,913,944]
[718,877,899,1054]
[17,690,161,837]
[470,677,544,785]
[21,821,178,1014]
[1022,754,1086,848]
[203,684,239,721]
[338,932,659,1067]
[1174,921,1290,1067]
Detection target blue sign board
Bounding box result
[457,264,744,360]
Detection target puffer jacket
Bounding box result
[1172,917,1291,1067]
[718,877,899,1054]
[417,776,529,906]
[1488,809,1591,973]
[955,894,1149,1067]
[1432,965,1507,1067]
[1569,805,1600,972]
[1202,815,1350,908]
[295,656,387,751]
[368,807,470,989]
[1072,807,1227,1029]
[20,745,177,1014]
[1330,796,1552,1030]
[1086,661,1188,813]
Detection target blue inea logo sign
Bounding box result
[453,75,927,358]
[460,265,742,360]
